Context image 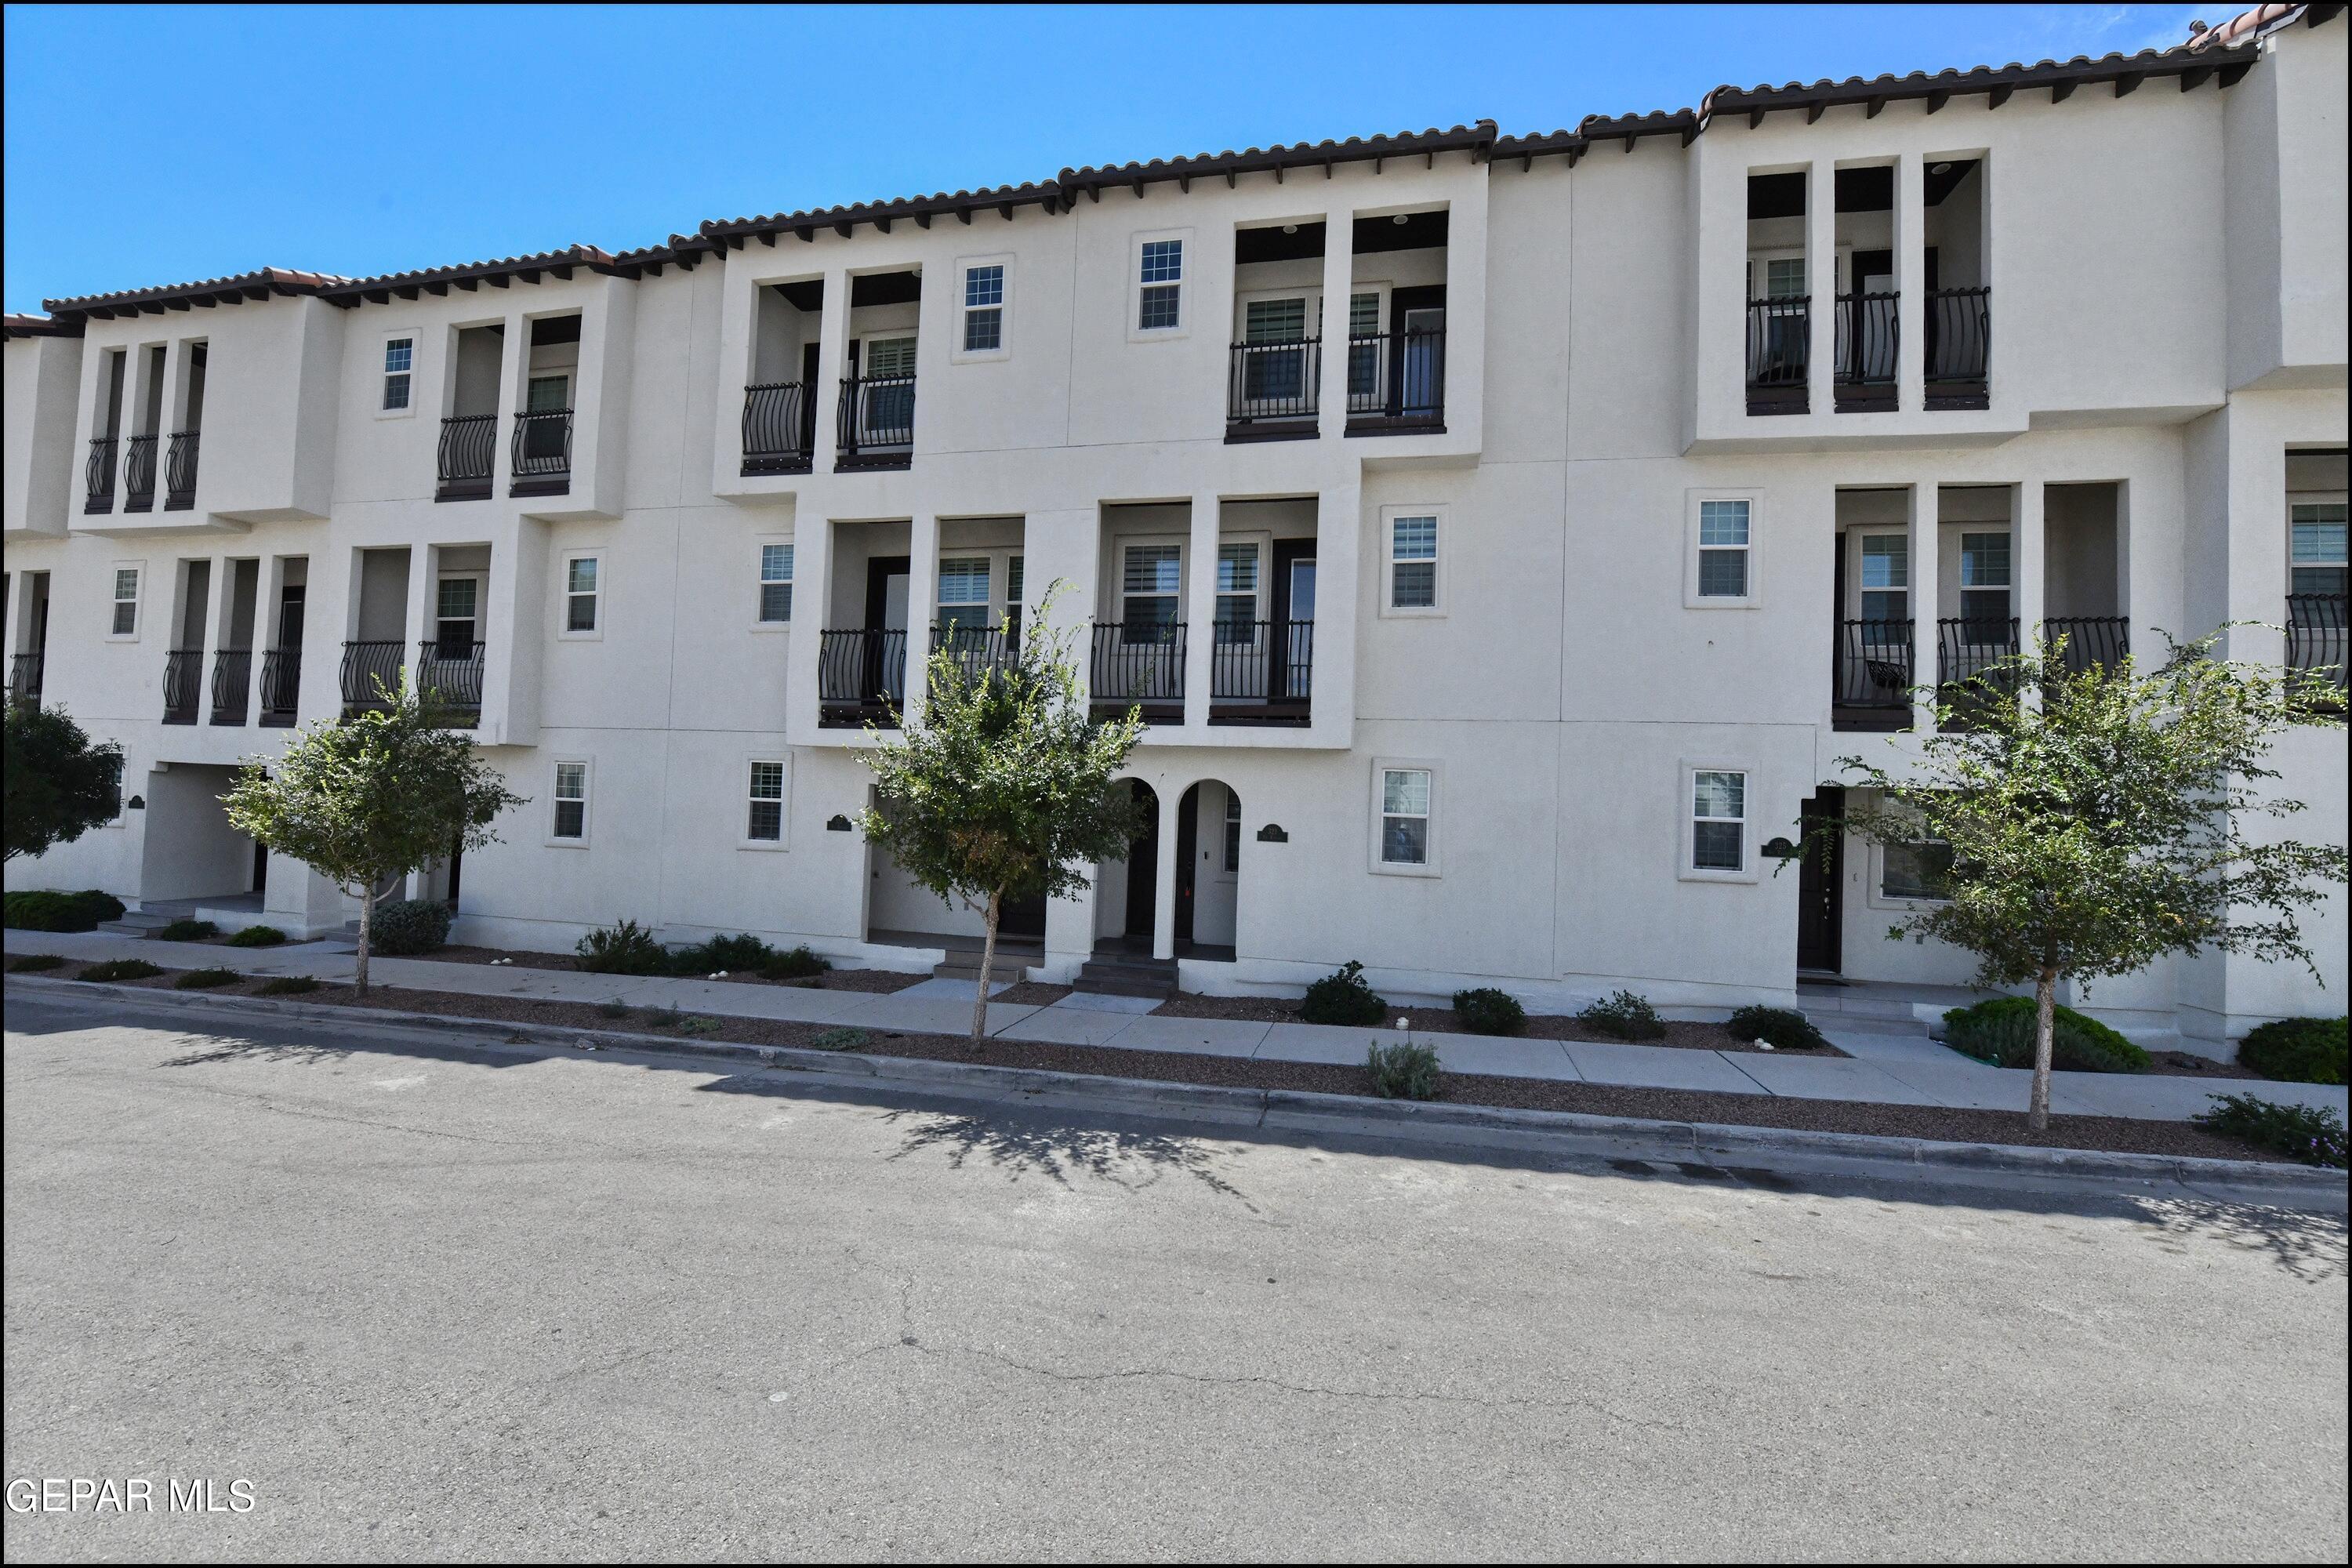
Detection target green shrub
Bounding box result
[674,1014,723,1038]
[1942,996,2149,1073]
[1452,987,1526,1036]
[369,898,452,956]
[75,958,162,982]
[594,1000,631,1019]
[174,967,242,989]
[1301,960,1386,1026]
[2235,1017,2348,1087]
[225,925,288,948]
[811,1026,869,1051]
[1579,989,1664,1040]
[2195,1093,2347,1169]
[258,976,321,996]
[1367,1039,1442,1100]
[759,945,831,982]
[157,917,219,942]
[670,931,776,975]
[575,918,670,975]
[7,953,67,973]
[4,888,126,932]
[1726,1004,1829,1052]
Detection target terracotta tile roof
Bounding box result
[700,182,1067,247]
[1058,122,1498,195]
[2188,2,2341,52]
[42,266,349,318]
[4,312,81,339]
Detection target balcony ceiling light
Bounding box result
[1392,213,1409,225]
[1930,162,1952,175]
[1281,223,1298,234]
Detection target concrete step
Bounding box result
[96,913,173,938]
[932,948,1040,982]
[1074,955,1178,1000]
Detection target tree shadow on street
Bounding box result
[2132,1194,2347,1283]
[880,1105,1258,1208]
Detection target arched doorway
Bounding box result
[1095,779,1159,951]
[1174,780,1238,959]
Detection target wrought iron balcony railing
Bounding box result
[260,648,302,726]
[836,375,915,470]
[1226,338,1320,435]
[1745,296,1809,415]
[416,639,485,724]
[510,408,572,495]
[2287,593,2348,697]
[817,628,909,725]
[164,430,200,510]
[1208,619,1313,724]
[1833,292,1898,412]
[1345,328,1446,432]
[1926,286,1991,409]
[162,648,203,724]
[1088,622,1185,720]
[2042,616,2129,675]
[742,381,816,474]
[122,434,158,512]
[85,436,118,513]
[437,415,496,501]
[339,639,405,716]
[8,652,43,708]
[209,648,252,726]
[1834,619,1915,731]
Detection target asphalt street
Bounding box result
[4,990,2346,1562]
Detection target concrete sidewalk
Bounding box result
[9,928,2345,1124]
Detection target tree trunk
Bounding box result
[2030,966,2059,1132]
[970,890,1002,1044]
[353,883,374,999]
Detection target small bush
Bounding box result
[1942,997,2148,1073]
[4,888,126,932]
[760,945,831,982]
[811,1026,869,1051]
[1367,1040,1442,1100]
[174,967,242,990]
[1579,989,1664,1040]
[226,925,288,948]
[369,898,452,957]
[1301,960,1386,1027]
[2236,1017,2347,1087]
[258,976,320,996]
[2195,1093,2347,1169]
[8,953,67,973]
[1452,987,1526,1036]
[594,1000,631,1019]
[575,918,670,975]
[75,958,162,982]
[156,917,219,942]
[1726,1004,1829,1052]
[670,931,775,976]
[674,1014,723,1038]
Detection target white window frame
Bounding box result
[1214,533,1269,642]
[560,551,602,640]
[753,538,794,630]
[741,754,789,851]
[1116,537,1187,626]
[952,254,1013,364]
[1128,228,1193,343]
[432,574,483,654]
[376,331,419,419]
[1686,489,1762,610]
[1234,285,1320,344]
[107,561,143,641]
[1958,529,2013,630]
[1872,837,1955,908]
[1368,757,1441,877]
[1380,504,1446,618]
[1854,528,1911,622]
[1679,760,1758,884]
[2287,494,2347,597]
[547,758,592,848]
[1219,785,1241,880]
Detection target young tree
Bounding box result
[860,589,1147,1040]
[1834,631,2346,1128]
[5,703,125,862]
[223,680,525,996]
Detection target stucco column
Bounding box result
[1806,159,1836,417]
[206,554,242,719]
[902,513,939,728]
[403,543,436,696]
[813,268,853,474]
[1183,491,1220,727]
[1317,205,1355,440]
[1151,782,1180,961]
[786,515,833,738]
[2014,479,2046,654]
[1912,483,1941,732]
[494,307,529,496]
[1895,152,1926,415]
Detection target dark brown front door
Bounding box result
[1174,784,1200,943]
[1123,782,1159,941]
[1796,787,1845,975]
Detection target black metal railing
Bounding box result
[1345,328,1446,430]
[1926,286,1991,408]
[260,648,301,726]
[1835,619,1915,728]
[2043,616,2129,676]
[1834,292,1899,411]
[1088,622,1186,717]
[742,381,817,474]
[339,639,405,715]
[2287,593,2348,695]
[836,375,916,467]
[164,430,200,510]
[510,408,572,494]
[8,652,43,708]
[930,622,1019,681]
[416,639,485,724]
[1209,619,1313,720]
[1745,296,1809,414]
[1226,337,1321,431]
[162,648,203,724]
[437,414,496,501]
[209,648,252,725]
[85,436,118,512]
[122,434,158,512]
[817,629,909,724]
[1936,615,2020,728]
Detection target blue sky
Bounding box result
[4,3,2209,314]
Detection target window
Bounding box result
[2290,502,2347,598]
[1121,543,1181,635]
[857,337,916,441]
[381,337,413,411]
[1138,238,1183,331]
[435,578,478,655]
[746,760,785,843]
[552,761,588,841]
[1005,554,1025,637]
[110,566,141,637]
[1347,291,1383,397]
[1959,532,2011,634]
[962,263,1004,353]
[1882,840,1954,902]
[1388,514,1438,610]
[564,556,600,634]
[938,558,991,632]
[758,543,793,623]
[1762,257,1806,298]
[1223,789,1241,873]
[1697,499,1751,598]
[1859,534,1909,622]
[527,373,568,412]
[1691,771,1746,872]
[1241,297,1309,405]
[1380,768,1432,866]
[1216,542,1259,641]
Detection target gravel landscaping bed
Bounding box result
[1155,991,1841,1055]
[426,943,923,993]
[27,960,2311,1165]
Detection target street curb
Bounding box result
[12,977,2346,1204]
